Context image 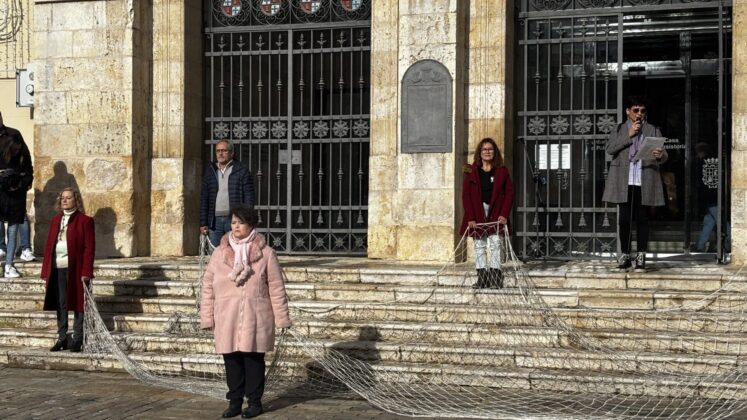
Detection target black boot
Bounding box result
[472,269,488,289]
[241,403,262,418]
[50,339,68,352]
[70,340,83,353]
[488,268,503,289]
[222,399,243,418]
[616,254,632,270]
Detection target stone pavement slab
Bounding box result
[0,367,422,420]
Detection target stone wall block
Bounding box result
[734,113,747,151]
[398,154,455,189]
[399,46,457,76]
[369,118,397,157]
[85,158,131,191]
[84,192,136,224]
[392,189,455,224]
[367,190,391,223]
[372,0,398,22]
[37,124,81,158]
[368,155,398,191]
[367,224,398,259]
[77,124,131,156]
[400,13,456,46]
[46,31,74,59]
[34,92,67,125]
[467,83,505,120]
[396,225,456,262]
[65,91,129,124]
[400,0,454,15]
[72,30,100,58]
[51,3,96,31]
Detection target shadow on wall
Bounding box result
[34,161,80,251]
[93,207,123,257]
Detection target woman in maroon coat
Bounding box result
[41,188,95,352]
[459,138,514,289]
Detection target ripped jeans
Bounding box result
[474,203,502,270]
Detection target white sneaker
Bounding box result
[0,249,5,259]
[19,249,35,262]
[4,265,20,278]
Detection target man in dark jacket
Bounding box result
[200,140,255,246]
[0,112,33,278]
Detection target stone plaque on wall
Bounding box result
[401,59,453,153]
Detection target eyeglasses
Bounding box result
[630,107,647,114]
[215,149,231,154]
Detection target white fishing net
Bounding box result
[80,223,747,419]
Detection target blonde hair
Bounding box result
[55,187,85,214]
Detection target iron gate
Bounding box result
[204,0,370,254]
[515,0,732,259]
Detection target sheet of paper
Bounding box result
[633,136,665,161]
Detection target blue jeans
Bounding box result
[209,216,231,247]
[0,216,31,253]
[5,223,18,266]
[696,206,731,252]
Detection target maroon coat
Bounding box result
[459,163,514,237]
[42,211,95,313]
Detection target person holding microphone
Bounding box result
[602,96,667,271]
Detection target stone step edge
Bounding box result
[1,346,745,398]
[3,312,747,345]
[0,327,735,369]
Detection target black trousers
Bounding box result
[53,268,84,342]
[618,185,650,254]
[223,352,266,405]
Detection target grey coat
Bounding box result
[602,121,668,206]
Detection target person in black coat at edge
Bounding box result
[0,112,33,278]
[200,139,255,247]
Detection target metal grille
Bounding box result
[205,0,370,255]
[515,0,732,259]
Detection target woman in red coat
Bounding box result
[41,188,95,353]
[459,138,514,289]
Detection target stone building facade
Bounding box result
[0,0,744,264]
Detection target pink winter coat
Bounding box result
[200,233,291,354]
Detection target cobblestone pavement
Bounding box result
[0,367,416,420]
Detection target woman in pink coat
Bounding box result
[200,206,291,419]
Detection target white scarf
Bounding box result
[227,229,257,286]
[58,209,76,241]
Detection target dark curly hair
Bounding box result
[230,206,258,227]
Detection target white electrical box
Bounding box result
[16,67,34,107]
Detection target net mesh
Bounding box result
[80,223,747,419]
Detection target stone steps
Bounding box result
[2,281,747,315]
[3,258,747,401]
[1,345,743,401]
[2,310,745,357]
[0,327,736,377]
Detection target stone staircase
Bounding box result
[1,257,746,401]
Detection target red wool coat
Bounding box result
[200,233,291,354]
[42,211,96,313]
[459,163,515,237]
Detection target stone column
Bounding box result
[368,0,467,262]
[466,0,513,167]
[150,0,202,256]
[732,0,747,264]
[32,0,152,257]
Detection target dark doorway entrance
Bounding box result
[203,1,371,255]
[514,1,732,261]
